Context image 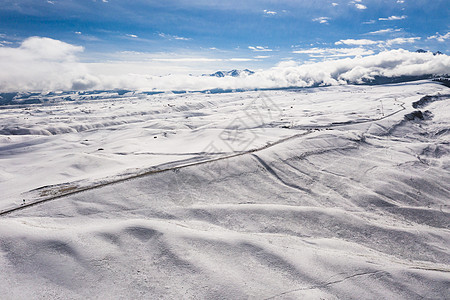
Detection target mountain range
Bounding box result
[205,69,255,78]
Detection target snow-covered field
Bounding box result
[0,80,449,299]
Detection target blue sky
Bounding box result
[0,0,449,74]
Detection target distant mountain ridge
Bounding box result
[415,49,443,55]
[205,69,255,78]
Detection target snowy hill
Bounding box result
[0,80,449,299]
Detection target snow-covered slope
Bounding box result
[0,81,449,299]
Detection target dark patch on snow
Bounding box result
[432,77,450,88]
[404,110,433,121]
[361,75,434,86]
[0,93,18,105]
[412,94,450,108]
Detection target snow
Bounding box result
[0,80,449,299]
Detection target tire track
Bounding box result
[262,270,386,300]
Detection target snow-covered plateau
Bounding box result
[0,80,449,299]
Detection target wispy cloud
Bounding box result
[332,3,338,7]
[335,39,378,46]
[355,4,367,10]
[151,58,222,62]
[248,46,272,52]
[148,57,255,63]
[158,33,191,41]
[229,58,255,62]
[379,15,407,21]
[385,37,420,46]
[254,55,270,59]
[312,17,330,24]
[427,32,450,42]
[263,9,277,15]
[73,31,100,42]
[0,40,12,47]
[293,47,374,57]
[368,28,402,35]
[335,37,420,47]
[126,34,138,38]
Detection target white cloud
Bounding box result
[293,47,374,57]
[1,38,449,93]
[254,55,270,59]
[379,15,407,21]
[263,10,277,15]
[335,37,420,47]
[77,34,100,42]
[0,40,12,47]
[427,32,450,42]
[385,37,420,46]
[332,3,338,6]
[312,17,330,24]
[158,33,191,41]
[0,37,97,91]
[355,4,367,9]
[368,28,402,34]
[248,46,272,52]
[0,34,14,47]
[126,34,138,38]
[151,58,223,62]
[363,20,376,24]
[174,36,190,41]
[397,0,405,3]
[335,39,378,46]
[229,58,255,62]
[100,50,450,91]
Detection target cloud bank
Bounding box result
[0,37,449,93]
[0,37,99,91]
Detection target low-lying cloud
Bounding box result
[0,37,99,92]
[0,37,449,93]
